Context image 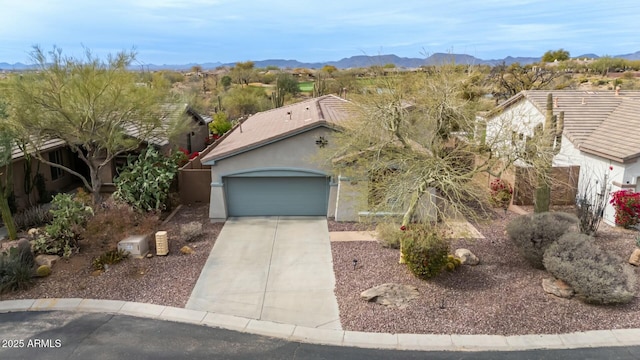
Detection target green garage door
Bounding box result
[225,176,329,216]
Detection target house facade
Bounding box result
[486,89,640,225]
[201,95,369,220]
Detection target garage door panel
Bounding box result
[225,177,329,216]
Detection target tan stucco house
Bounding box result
[486,89,640,225]
[201,95,367,220]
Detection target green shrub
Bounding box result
[40,193,93,257]
[92,249,130,271]
[114,147,181,212]
[543,233,636,304]
[0,247,34,293]
[506,212,578,269]
[403,225,450,280]
[13,204,53,230]
[375,222,403,249]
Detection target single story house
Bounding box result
[4,104,209,210]
[201,95,367,220]
[485,89,640,225]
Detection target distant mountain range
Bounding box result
[2,51,639,71]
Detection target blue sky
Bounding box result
[1,0,638,65]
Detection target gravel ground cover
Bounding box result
[331,211,640,335]
[0,204,222,308]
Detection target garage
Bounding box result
[224,176,330,216]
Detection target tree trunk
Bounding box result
[399,181,428,264]
[88,165,103,204]
[0,192,17,240]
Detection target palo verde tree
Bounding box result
[541,49,570,62]
[322,65,527,262]
[7,46,187,203]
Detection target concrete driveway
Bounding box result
[186,217,341,330]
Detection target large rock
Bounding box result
[542,278,574,299]
[629,249,640,266]
[35,254,61,268]
[360,283,419,309]
[454,248,479,265]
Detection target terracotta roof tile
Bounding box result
[201,95,352,162]
[496,90,640,162]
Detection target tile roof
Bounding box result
[201,95,352,163]
[11,137,66,161]
[496,90,640,163]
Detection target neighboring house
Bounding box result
[3,139,82,210]
[201,95,369,220]
[4,105,209,208]
[100,104,210,186]
[486,89,640,225]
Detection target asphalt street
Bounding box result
[1,311,639,360]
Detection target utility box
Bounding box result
[155,231,169,256]
[117,235,149,258]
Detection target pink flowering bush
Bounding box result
[489,178,513,209]
[609,190,640,228]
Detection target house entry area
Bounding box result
[224,175,330,217]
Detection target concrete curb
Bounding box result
[2,298,640,351]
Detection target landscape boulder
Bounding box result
[360,283,420,309]
[542,277,574,299]
[454,248,479,265]
[35,254,61,268]
[629,249,640,266]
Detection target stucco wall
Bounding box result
[207,127,338,219]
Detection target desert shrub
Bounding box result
[506,212,578,269]
[543,233,636,304]
[40,193,93,257]
[180,221,204,242]
[375,222,403,249]
[114,147,181,212]
[92,249,130,271]
[13,204,53,230]
[80,201,159,250]
[575,178,607,235]
[402,225,450,280]
[0,247,34,293]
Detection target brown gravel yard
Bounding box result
[0,204,223,308]
[331,211,640,335]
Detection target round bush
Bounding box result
[506,212,578,269]
[402,226,450,279]
[375,222,403,249]
[543,233,636,305]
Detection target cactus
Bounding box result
[534,94,564,213]
[271,86,284,108]
[313,76,327,97]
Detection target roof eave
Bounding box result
[201,121,336,165]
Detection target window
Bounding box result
[49,149,64,181]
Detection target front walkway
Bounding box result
[186,217,341,330]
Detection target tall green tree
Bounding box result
[541,49,570,62]
[7,46,186,203]
[230,61,256,86]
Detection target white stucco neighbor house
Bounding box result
[485,89,640,225]
[200,95,368,221]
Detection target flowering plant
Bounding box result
[609,189,640,228]
[489,178,513,209]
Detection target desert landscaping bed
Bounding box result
[332,211,640,335]
[0,204,223,308]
